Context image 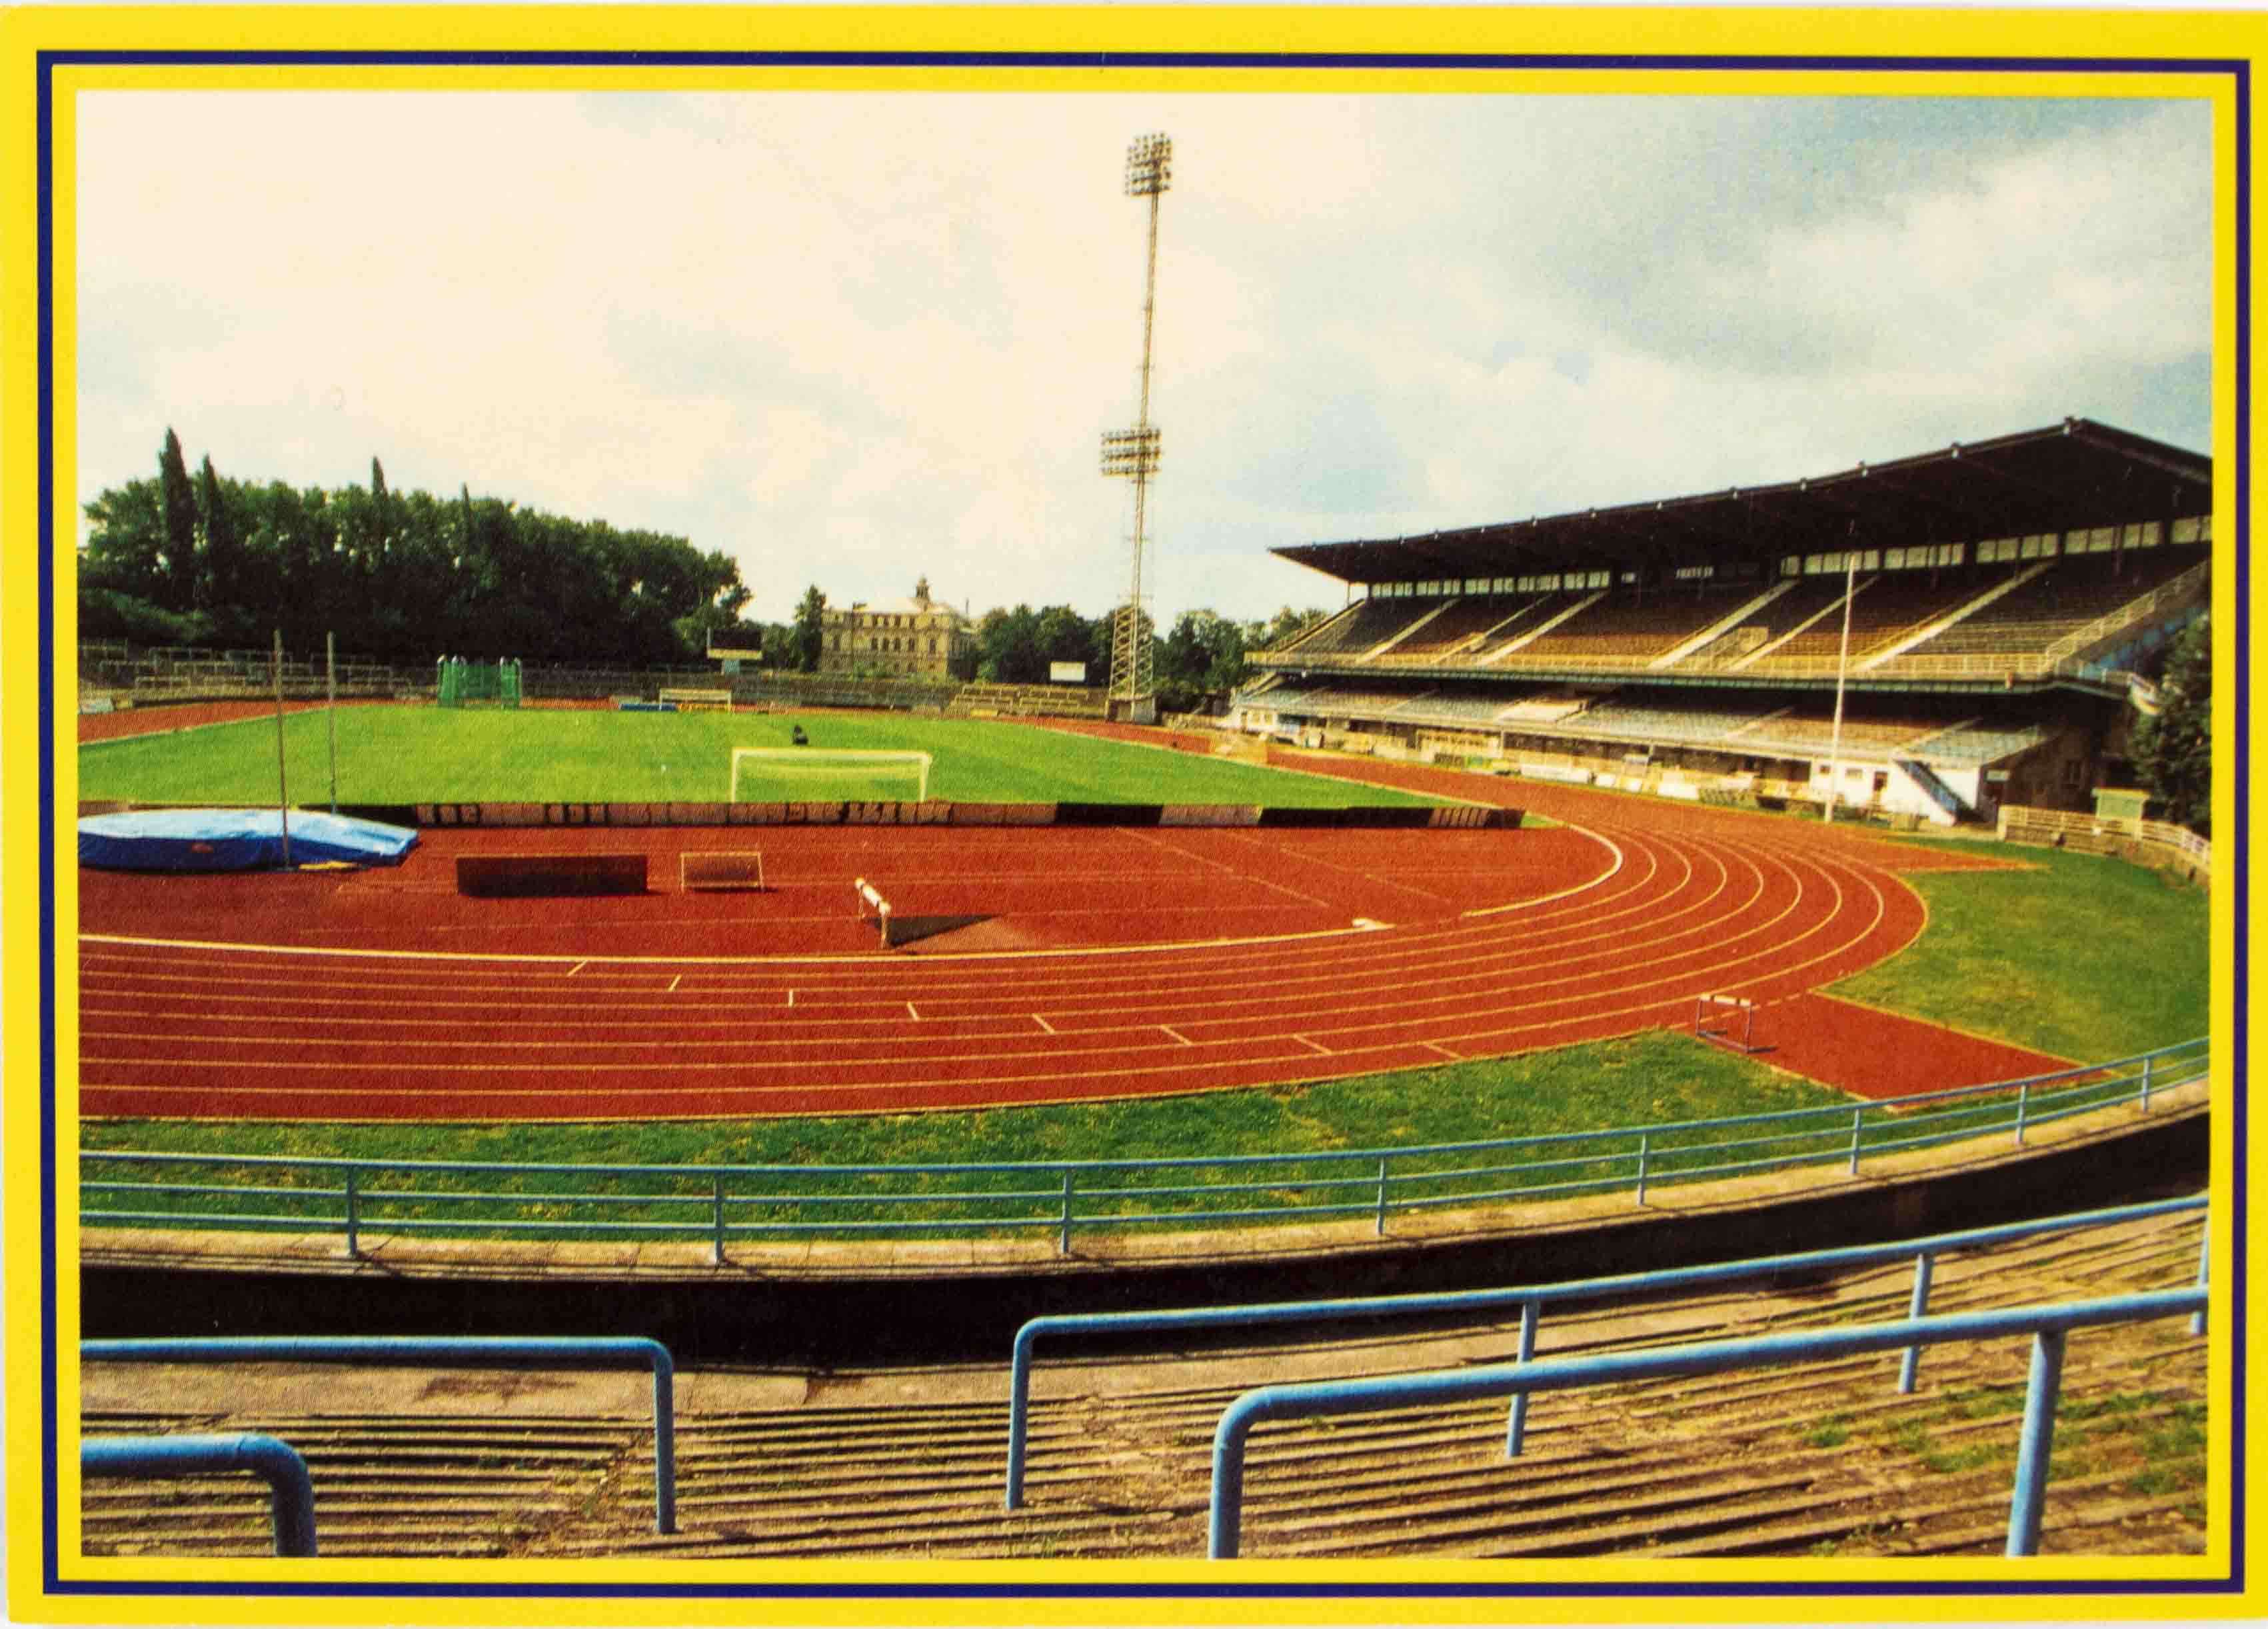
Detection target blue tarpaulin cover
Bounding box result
[78,809,420,872]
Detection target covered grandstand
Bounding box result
[1238,418,2209,826]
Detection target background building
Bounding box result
[819,578,977,681]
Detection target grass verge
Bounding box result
[80,1030,1837,1236]
[1827,845,2208,1062]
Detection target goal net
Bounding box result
[730,747,932,804]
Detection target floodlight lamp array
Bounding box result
[1124,133,1173,196]
[1101,426,1163,477]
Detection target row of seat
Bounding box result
[1271,551,2206,676]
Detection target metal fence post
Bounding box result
[1847,1106,1865,1175]
[2014,1080,2031,1146]
[1058,1170,1074,1256]
[1506,1299,1540,1459]
[1374,1158,1390,1237]
[1898,1252,1935,1394]
[2139,1053,2155,1112]
[2005,1328,2067,1556]
[343,1166,360,1260]
[1634,1135,1649,1207]
[710,1174,727,1266]
[2192,1233,2209,1337]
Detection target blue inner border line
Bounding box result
[34,43,2251,1603]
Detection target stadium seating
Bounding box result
[1741,573,1997,671]
[1889,552,2205,664]
[79,1204,2204,1560]
[1564,699,1779,745]
[1370,597,1543,663]
[945,682,1110,720]
[1662,579,1832,669]
[1490,586,1755,667]
[1275,598,1443,660]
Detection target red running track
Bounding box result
[75,738,2037,1120]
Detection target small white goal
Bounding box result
[729,747,932,804]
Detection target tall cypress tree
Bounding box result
[193,455,241,631]
[793,585,826,672]
[158,428,199,611]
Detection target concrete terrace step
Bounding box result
[74,1210,2209,1560]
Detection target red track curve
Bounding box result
[75,734,2028,1120]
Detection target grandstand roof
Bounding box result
[1274,418,2211,587]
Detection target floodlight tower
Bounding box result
[1102,131,1172,721]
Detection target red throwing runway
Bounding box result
[75,743,2039,1120]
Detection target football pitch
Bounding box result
[77,706,1440,809]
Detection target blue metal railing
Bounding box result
[81,1433,319,1556]
[1207,1287,2207,1559]
[79,1038,2207,1254]
[79,1336,677,1533]
[1003,1194,2206,1508]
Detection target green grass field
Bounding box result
[1827,845,2209,1064]
[78,707,1438,809]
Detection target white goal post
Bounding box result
[729,747,932,803]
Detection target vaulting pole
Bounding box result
[1823,543,1857,823]
[272,629,293,868]
[326,631,338,816]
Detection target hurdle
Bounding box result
[680,850,767,892]
[1694,992,1769,1054]
[854,876,894,948]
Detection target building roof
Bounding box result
[830,595,972,626]
[1272,418,2211,587]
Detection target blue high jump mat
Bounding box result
[78,809,420,872]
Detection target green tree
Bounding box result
[1156,608,1250,714]
[978,603,1042,683]
[792,585,827,672]
[1250,604,1331,651]
[158,428,199,610]
[2131,615,2211,836]
[193,455,245,638]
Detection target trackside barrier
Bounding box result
[81,1433,318,1556]
[1002,1194,2204,1509]
[1208,1287,2207,1559]
[80,1336,678,1534]
[80,1038,2209,1254]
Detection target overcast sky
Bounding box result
[75,89,2212,629]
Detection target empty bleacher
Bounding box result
[1566,699,1779,747]
[946,682,1110,720]
[1273,599,1438,661]
[1373,597,1544,664]
[1496,586,1747,667]
[1891,551,2205,665]
[1676,577,1849,670]
[1743,573,1999,672]
[80,1204,2207,1560]
[1732,711,1949,758]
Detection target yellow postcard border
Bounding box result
[2,5,2255,1623]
